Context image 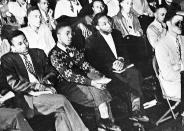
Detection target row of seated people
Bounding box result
[0,0,183,130]
[0,6,153,131]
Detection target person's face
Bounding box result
[38,0,49,13]
[28,10,41,28]
[17,0,26,5]
[167,15,183,35]
[165,0,173,6]
[156,8,167,23]
[57,26,72,46]
[11,34,28,54]
[120,0,133,13]
[96,16,112,34]
[92,1,105,15]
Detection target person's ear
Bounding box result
[96,25,100,31]
[11,46,16,52]
[166,21,170,26]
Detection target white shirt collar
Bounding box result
[57,42,67,52]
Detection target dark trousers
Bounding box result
[107,67,143,113]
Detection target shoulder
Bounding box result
[29,48,45,55]
[1,52,15,62]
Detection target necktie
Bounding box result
[176,37,182,60]
[23,54,36,76]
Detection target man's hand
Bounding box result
[78,23,92,38]
[112,60,124,71]
[91,80,105,90]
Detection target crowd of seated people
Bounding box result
[0,0,184,131]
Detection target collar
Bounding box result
[153,19,162,26]
[57,42,67,52]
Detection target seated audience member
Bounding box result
[147,5,167,49]
[85,13,149,122]
[84,0,106,26]
[113,0,151,71]
[0,27,33,131]
[155,9,184,101]
[113,0,143,37]
[1,29,89,131]
[7,0,28,26]
[79,0,107,39]
[20,6,55,55]
[49,22,121,131]
[37,0,57,30]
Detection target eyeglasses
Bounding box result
[174,20,184,28]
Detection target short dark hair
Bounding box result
[154,4,167,13]
[92,13,109,26]
[27,6,40,16]
[56,22,71,34]
[92,0,104,7]
[7,30,26,46]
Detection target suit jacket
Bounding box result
[155,33,184,99]
[1,48,57,117]
[85,30,128,78]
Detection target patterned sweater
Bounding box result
[49,46,97,85]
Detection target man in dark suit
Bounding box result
[1,30,89,131]
[85,13,149,122]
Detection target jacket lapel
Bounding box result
[14,53,29,80]
[97,32,117,59]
